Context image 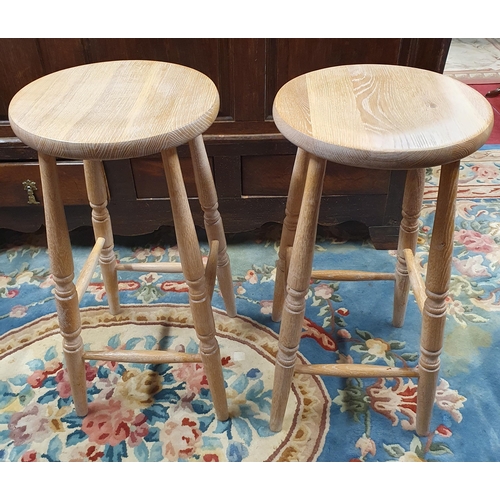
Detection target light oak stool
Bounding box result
[269,64,493,435]
[8,60,236,421]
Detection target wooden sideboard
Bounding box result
[0,38,451,248]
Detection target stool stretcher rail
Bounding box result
[76,237,106,303]
[115,262,185,273]
[294,363,419,378]
[83,349,203,364]
[403,248,426,313]
[310,270,396,281]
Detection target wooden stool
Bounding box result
[269,64,493,435]
[8,60,236,421]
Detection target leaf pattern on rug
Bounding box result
[2,157,500,461]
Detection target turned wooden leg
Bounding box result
[189,135,236,318]
[38,153,88,416]
[83,160,120,315]
[162,147,229,421]
[416,161,459,436]
[393,168,425,327]
[272,148,310,322]
[270,154,326,432]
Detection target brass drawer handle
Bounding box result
[22,179,41,205]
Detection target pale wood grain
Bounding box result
[9,60,219,160]
[162,147,229,421]
[189,135,236,317]
[403,248,426,313]
[272,148,309,322]
[269,64,493,436]
[416,161,460,436]
[393,169,426,326]
[294,363,419,378]
[76,237,105,303]
[11,61,231,421]
[311,270,395,281]
[84,350,202,364]
[270,154,327,432]
[205,239,219,300]
[115,262,184,273]
[273,64,493,170]
[83,160,120,314]
[38,153,88,416]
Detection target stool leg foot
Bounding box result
[39,153,88,416]
[272,148,310,323]
[393,169,425,327]
[189,136,236,318]
[162,148,229,421]
[83,160,120,315]
[270,155,326,432]
[416,161,459,436]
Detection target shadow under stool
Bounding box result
[269,64,493,436]
[8,60,236,421]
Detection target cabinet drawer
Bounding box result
[241,155,391,196]
[130,153,213,199]
[0,161,88,207]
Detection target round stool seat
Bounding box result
[8,60,219,160]
[273,64,494,170]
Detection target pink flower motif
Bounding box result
[127,413,149,448]
[132,248,150,261]
[28,370,48,389]
[55,362,97,398]
[236,285,246,295]
[171,363,208,395]
[435,379,466,423]
[314,284,332,299]
[453,255,490,277]
[159,281,189,293]
[82,399,135,446]
[5,289,19,298]
[86,283,107,301]
[471,164,499,180]
[161,413,202,460]
[39,275,55,288]
[355,434,376,458]
[259,300,273,315]
[435,424,452,438]
[337,328,351,339]
[139,273,160,285]
[9,403,52,446]
[454,229,496,253]
[21,450,37,462]
[445,296,465,316]
[150,246,165,259]
[367,378,418,430]
[9,305,28,318]
[245,270,258,284]
[337,353,354,364]
[69,445,105,462]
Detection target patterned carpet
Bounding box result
[1,148,500,462]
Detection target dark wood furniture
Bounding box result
[0,39,451,248]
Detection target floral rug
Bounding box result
[1,147,500,462]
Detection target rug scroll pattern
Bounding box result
[1,149,500,461]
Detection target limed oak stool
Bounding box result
[269,64,493,435]
[8,60,236,421]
